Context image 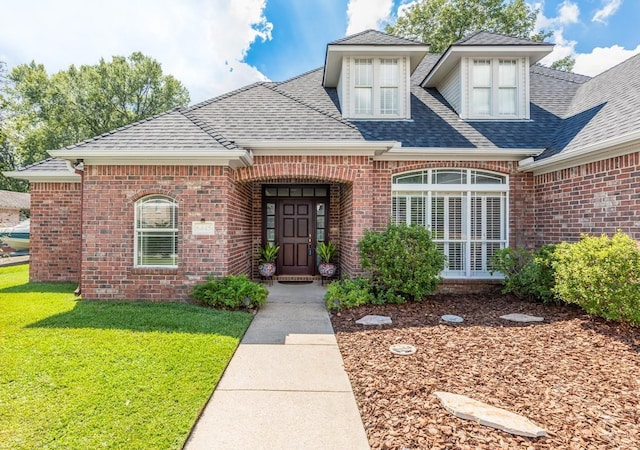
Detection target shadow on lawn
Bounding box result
[26,300,252,336]
[0,282,77,294]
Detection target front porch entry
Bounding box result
[263,185,329,276]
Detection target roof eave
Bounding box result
[421,45,553,88]
[3,170,81,183]
[375,147,543,161]
[237,140,399,156]
[323,44,430,87]
[49,148,253,167]
[518,130,640,175]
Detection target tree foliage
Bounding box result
[385,0,544,53]
[550,55,576,72]
[1,52,190,175]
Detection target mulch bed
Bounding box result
[330,293,640,449]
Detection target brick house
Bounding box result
[6,30,640,300]
[0,190,30,227]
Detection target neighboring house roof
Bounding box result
[0,190,30,210]
[11,30,640,176]
[329,29,425,46]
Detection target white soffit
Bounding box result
[422,46,552,87]
[376,147,543,161]
[323,44,429,87]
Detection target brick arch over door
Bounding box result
[235,156,363,184]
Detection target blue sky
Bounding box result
[1,0,639,104]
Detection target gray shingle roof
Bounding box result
[329,29,425,46]
[455,31,552,47]
[0,190,30,210]
[16,30,638,173]
[63,109,238,151]
[186,82,366,141]
[21,157,71,172]
[538,53,640,159]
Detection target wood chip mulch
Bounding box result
[330,293,640,449]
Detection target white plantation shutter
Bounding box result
[392,169,508,278]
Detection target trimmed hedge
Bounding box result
[358,223,445,304]
[553,232,640,324]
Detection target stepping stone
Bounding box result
[441,314,463,323]
[355,315,392,325]
[434,392,547,438]
[389,344,416,355]
[500,313,544,323]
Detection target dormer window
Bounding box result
[471,58,519,118]
[354,59,373,114]
[351,58,401,118]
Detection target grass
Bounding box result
[0,265,253,449]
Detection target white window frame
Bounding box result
[470,58,519,118]
[391,168,509,278]
[134,195,178,268]
[350,57,401,118]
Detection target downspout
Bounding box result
[74,160,84,296]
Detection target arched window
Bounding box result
[392,169,508,278]
[134,195,178,267]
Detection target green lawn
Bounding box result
[0,265,253,449]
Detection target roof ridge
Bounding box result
[61,107,183,151]
[455,30,483,45]
[276,67,323,86]
[329,29,377,44]
[580,52,640,85]
[179,109,239,150]
[185,82,267,111]
[261,83,367,135]
[530,64,591,84]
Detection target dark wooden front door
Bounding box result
[278,199,314,275]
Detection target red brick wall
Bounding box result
[30,182,82,282]
[80,165,235,300]
[534,151,640,245]
[45,156,541,300]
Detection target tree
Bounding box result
[385,0,545,53]
[2,52,190,169]
[0,61,27,191]
[550,55,576,72]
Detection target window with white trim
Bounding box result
[471,58,519,117]
[351,58,400,118]
[134,195,178,267]
[354,59,373,115]
[392,169,508,278]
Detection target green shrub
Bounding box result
[358,223,445,303]
[491,245,558,303]
[553,232,640,324]
[325,277,376,310]
[190,275,268,309]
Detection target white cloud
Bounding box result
[346,0,393,35]
[592,0,623,24]
[573,44,640,76]
[0,0,272,104]
[533,0,638,77]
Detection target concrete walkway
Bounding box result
[184,281,370,450]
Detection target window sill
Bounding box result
[131,266,179,275]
